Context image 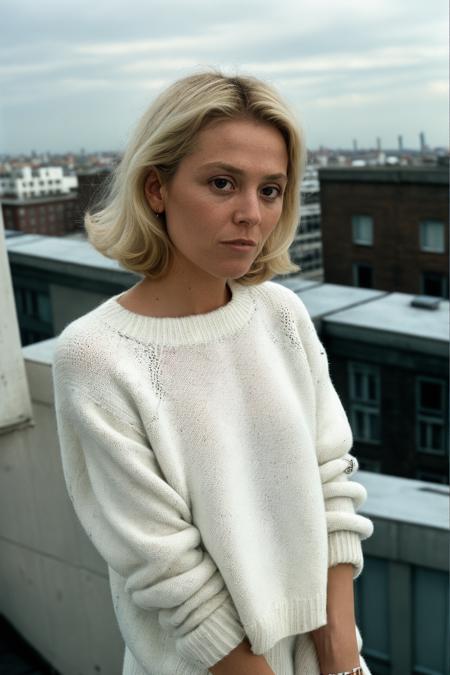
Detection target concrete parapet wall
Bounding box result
[0,340,124,675]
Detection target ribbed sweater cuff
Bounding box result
[328,530,364,579]
[175,594,246,670]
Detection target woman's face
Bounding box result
[158,116,289,282]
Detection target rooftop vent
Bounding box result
[410,295,441,310]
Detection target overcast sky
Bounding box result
[1,0,448,154]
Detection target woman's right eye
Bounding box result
[210,177,234,191]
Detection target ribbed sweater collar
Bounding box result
[97,278,256,346]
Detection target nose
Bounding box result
[232,189,262,227]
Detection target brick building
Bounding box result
[0,168,112,237]
[2,194,79,236]
[318,166,449,298]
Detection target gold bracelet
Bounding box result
[320,668,363,675]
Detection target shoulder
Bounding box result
[251,280,326,364]
[52,308,143,425]
[251,279,312,323]
[54,309,105,367]
[53,301,124,391]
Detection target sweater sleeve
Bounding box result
[298,307,374,580]
[52,340,246,669]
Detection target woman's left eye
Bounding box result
[261,185,281,199]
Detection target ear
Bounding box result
[144,168,166,214]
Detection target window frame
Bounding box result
[415,376,448,456]
[348,361,381,444]
[419,220,445,254]
[352,214,374,246]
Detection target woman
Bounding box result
[53,70,374,675]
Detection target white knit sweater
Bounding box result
[53,278,374,675]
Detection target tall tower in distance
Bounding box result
[376,137,382,152]
[419,131,426,153]
[352,139,358,152]
[398,135,403,152]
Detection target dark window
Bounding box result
[421,272,449,299]
[420,380,443,411]
[416,377,447,455]
[353,263,373,288]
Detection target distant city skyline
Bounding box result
[1,136,448,161]
[1,0,448,154]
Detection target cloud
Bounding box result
[75,36,222,57]
[304,92,383,109]
[243,45,447,75]
[1,0,447,152]
[427,80,449,97]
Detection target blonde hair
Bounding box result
[85,69,306,285]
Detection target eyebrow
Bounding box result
[199,162,288,182]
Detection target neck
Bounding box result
[136,272,232,318]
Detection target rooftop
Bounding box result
[297,284,449,354]
[350,471,449,530]
[318,165,449,185]
[6,231,132,284]
[1,193,77,206]
[6,234,450,351]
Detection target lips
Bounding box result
[222,239,256,246]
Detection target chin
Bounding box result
[209,257,255,279]
[228,271,244,277]
[223,267,253,280]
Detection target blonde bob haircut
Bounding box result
[85,69,306,285]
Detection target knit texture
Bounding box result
[52,278,374,675]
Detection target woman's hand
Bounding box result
[208,638,276,675]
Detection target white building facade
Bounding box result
[0,167,78,199]
[288,165,323,280]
